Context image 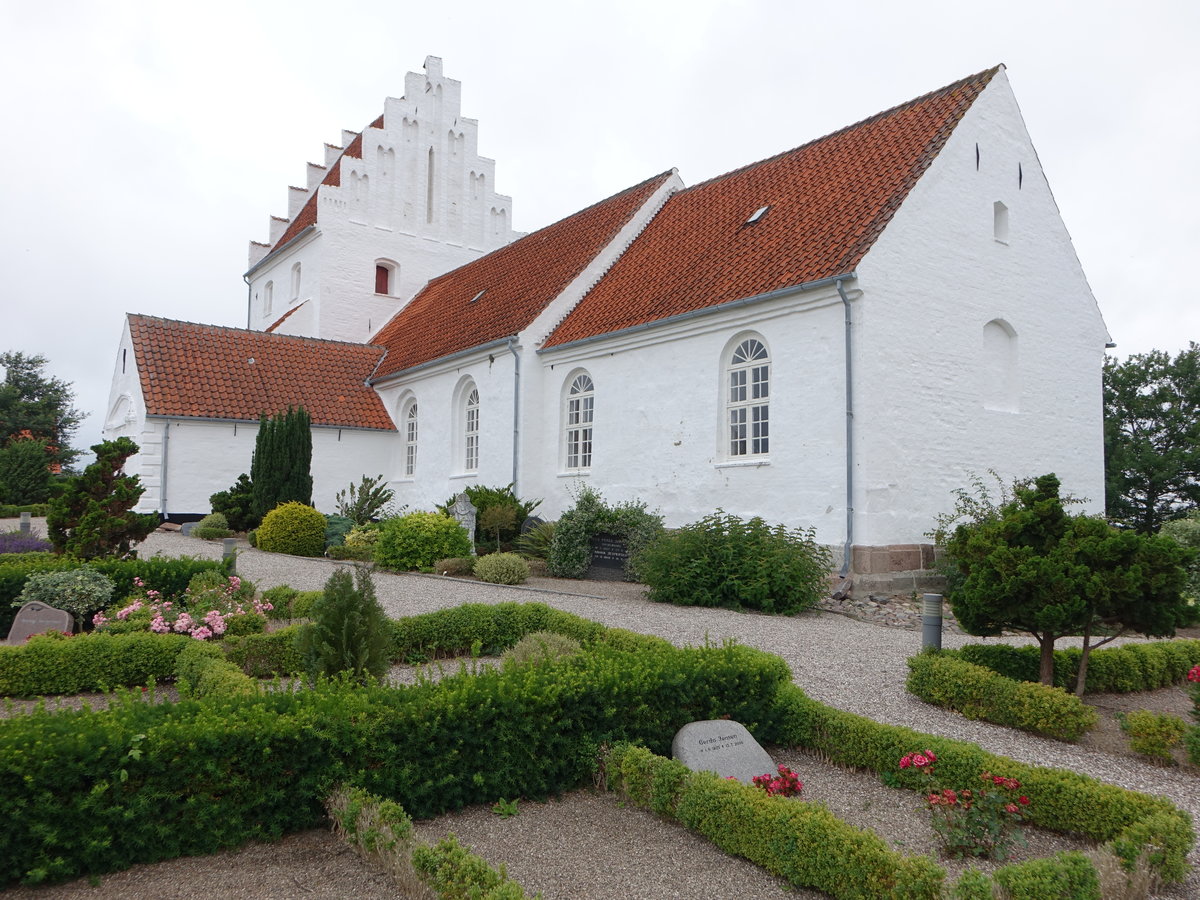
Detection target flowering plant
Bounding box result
[898,751,1029,860]
[1187,664,1200,683]
[751,764,804,797]
[92,576,271,641]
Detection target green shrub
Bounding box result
[209,473,257,532]
[297,567,391,683]
[0,438,53,506]
[1161,510,1200,603]
[0,631,191,695]
[186,569,256,605]
[222,626,305,678]
[992,852,1100,899]
[514,520,555,560]
[335,474,399,526]
[250,406,312,522]
[637,511,831,615]
[906,651,1098,741]
[547,485,662,579]
[255,502,326,557]
[0,503,52,518]
[375,512,472,571]
[247,528,258,548]
[174,640,255,697]
[412,834,533,899]
[261,585,299,619]
[291,590,322,619]
[501,631,581,668]
[439,483,541,546]
[325,785,425,896]
[954,640,1200,693]
[434,557,475,577]
[948,869,993,899]
[1117,710,1188,763]
[16,566,115,629]
[324,514,354,549]
[473,552,529,585]
[191,512,232,540]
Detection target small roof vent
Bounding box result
[470,290,486,303]
[745,205,771,226]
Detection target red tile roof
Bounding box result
[370,172,674,379]
[543,67,998,348]
[264,302,307,333]
[264,114,384,257]
[128,315,394,430]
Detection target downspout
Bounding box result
[243,273,252,329]
[160,420,170,520]
[507,338,521,494]
[837,279,855,578]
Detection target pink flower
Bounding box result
[1005,803,1019,814]
[190,626,213,641]
[92,612,108,627]
[150,616,169,634]
[1188,665,1200,683]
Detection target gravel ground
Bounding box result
[5,526,1200,897]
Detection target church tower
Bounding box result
[244,57,517,343]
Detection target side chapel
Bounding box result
[103,57,1109,589]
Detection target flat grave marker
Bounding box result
[4,601,73,645]
[671,719,777,784]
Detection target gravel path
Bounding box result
[7,526,1200,897]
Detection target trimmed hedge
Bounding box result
[174,641,256,698]
[0,555,225,637]
[412,834,535,899]
[0,504,52,518]
[906,651,1098,741]
[0,631,193,696]
[953,639,1200,694]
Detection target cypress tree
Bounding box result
[250,406,313,523]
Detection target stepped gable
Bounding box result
[543,67,999,349]
[127,315,394,430]
[370,171,674,379]
[267,114,383,255]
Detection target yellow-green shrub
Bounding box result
[255,502,326,557]
[375,512,472,570]
[473,552,529,585]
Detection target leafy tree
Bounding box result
[1104,344,1200,532]
[946,474,1195,692]
[0,351,83,470]
[250,406,312,522]
[47,437,158,559]
[0,435,53,505]
[298,565,391,683]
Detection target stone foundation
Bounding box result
[844,543,946,597]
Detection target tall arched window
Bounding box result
[290,262,302,301]
[726,336,770,457]
[263,281,273,316]
[564,372,594,470]
[463,384,479,472]
[403,399,418,477]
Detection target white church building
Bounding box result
[104,58,1109,588]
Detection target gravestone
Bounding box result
[450,493,478,555]
[671,720,776,784]
[4,601,73,645]
[587,532,629,581]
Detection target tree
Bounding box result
[946,474,1195,693]
[47,437,158,559]
[0,435,53,505]
[298,565,391,683]
[1104,344,1200,532]
[250,406,313,522]
[0,351,83,470]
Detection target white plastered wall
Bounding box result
[851,68,1109,546]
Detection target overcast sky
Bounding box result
[2,0,1197,457]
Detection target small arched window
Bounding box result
[402,399,418,477]
[726,337,770,457]
[263,281,273,316]
[375,260,398,296]
[463,384,479,473]
[290,262,302,301]
[564,372,594,470]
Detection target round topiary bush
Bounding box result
[255,502,327,557]
[473,552,530,585]
[501,630,581,668]
[375,511,472,570]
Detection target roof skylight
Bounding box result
[745,205,771,225]
[470,290,486,303]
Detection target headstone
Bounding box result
[4,601,73,645]
[587,532,629,581]
[181,521,197,536]
[450,493,478,555]
[671,720,777,784]
[520,515,545,534]
[19,511,31,535]
[222,538,238,574]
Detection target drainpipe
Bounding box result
[837,279,855,578]
[243,274,252,329]
[507,338,521,494]
[160,420,170,520]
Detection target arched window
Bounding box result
[263,281,273,316]
[463,383,479,473]
[403,399,418,477]
[375,260,398,296]
[564,372,594,470]
[290,262,302,301]
[726,336,770,458]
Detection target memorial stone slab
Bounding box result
[671,720,777,784]
[587,532,629,581]
[4,601,73,645]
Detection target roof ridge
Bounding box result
[127,313,384,351]
[680,65,1002,196]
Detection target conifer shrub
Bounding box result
[209,473,257,532]
[255,502,327,557]
[473,552,529,585]
[375,511,472,570]
[324,514,354,549]
[637,510,832,614]
[250,406,313,522]
[191,512,232,540]
[297,566,391,683]
[0,437,53,506]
